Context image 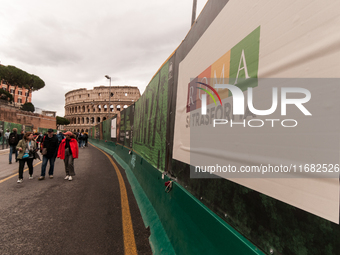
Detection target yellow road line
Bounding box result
[90,143,138,255]
[0,161,42,184]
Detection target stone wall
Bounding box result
[0,102,56,129]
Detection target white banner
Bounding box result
[111,118,116,138]
[173,0,340,223]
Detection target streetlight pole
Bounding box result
[191,0,197,27]
[105,75,111,118]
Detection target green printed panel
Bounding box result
[4,121,23,133]
[119,111,125,145]
[38,128,57,134]
[102,118,111,141]
[229,26,260,91]
[25,125,33,132]
[123,105,134,148]
[38,128,49,134]
[89,127,94,139]
[133,61,169,171]
[95,125,100,139]
[124,108,130,148]
[0,121,4,146]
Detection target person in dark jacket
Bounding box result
[84,132,89,147]
[38,129,59,180]
[56,132,64,144]
[18,130,24,140]
[8,128,19,164]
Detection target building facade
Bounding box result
[64,86,141,132]
[1,80,32,106]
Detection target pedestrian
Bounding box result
[16,132,37,183]
[79,132,84,148]
[18,130,24,140]
[57,131,79,181]
[4,129,10,147]
[84,132,88,147]
[36,132,43,149]
[56,131,64,145]
[38,129,59,180]
[8,128,19,164]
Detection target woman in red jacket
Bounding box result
[57,131,79,181]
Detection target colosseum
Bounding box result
[64,86,141,133]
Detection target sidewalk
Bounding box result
[0,149,20,180]
[0,144,151,254]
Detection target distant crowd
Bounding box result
[4,128,88,183]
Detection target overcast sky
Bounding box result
[0,0,207,116]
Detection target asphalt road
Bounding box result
[0,144,152,255]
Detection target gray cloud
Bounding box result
[0,0,207,116]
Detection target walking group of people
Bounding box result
[76,132,88,148]
[7,128,79,183]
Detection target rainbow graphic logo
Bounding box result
[196,82,222,115]
[186,26,260,114]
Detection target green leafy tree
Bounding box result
[0,88,14,102]
[23,74,45,103]
[0,65,45,103]
[0,65,26,91]
[21,102,35,112]
[56,116,70,129]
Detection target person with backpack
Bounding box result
[38,129,59,180]
[8,128,19,164]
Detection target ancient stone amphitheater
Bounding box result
[64,86,140,132]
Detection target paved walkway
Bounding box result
[0,143,152,255]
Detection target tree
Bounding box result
[0,88,13,102]
[0,65,27,91]
[56,116,70,129]
[21,102,35,112]
[0,65,45,103]
[23,74,45,103]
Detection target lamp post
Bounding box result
[191,0,197,27]
[105,75,111,118]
